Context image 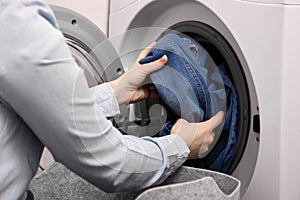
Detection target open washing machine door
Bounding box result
[51,5,124,86]
[38,3,126,175]
[50,5,132,136]
[109,0,261,197]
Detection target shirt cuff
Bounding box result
[143,134,190,186]
[95,83,120,117]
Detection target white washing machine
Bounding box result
[109,0,300,200]
[46,0,109,35]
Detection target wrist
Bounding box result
[108,79,128,105]
[108,79,117,91]
[171,119,194,147]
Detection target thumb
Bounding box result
[141,55,168,75]
[209,111,225,130]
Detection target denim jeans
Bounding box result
[139,34,238,173]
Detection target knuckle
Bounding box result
[208,135,214,143]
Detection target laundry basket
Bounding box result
[28,162,240,200]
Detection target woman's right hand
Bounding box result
[171,111,224,160]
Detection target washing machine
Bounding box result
[108,0,300,199]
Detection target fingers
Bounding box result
[128,85,160,103]
[206,131,215,144]
[141,55,168,74]
[171,112,224,160]
[136,42,168,75]
[146,89,160,99]
[209,111,225,131]
[196,112,224,158]
[198,131,215,158]
[137,42,156,60]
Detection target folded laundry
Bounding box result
[139,33,238,173]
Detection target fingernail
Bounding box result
[160,55,168,63]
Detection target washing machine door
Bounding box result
[109,1,260,196]
[51,5,124,87]
[51,5,132,140]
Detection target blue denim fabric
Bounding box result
[139,34,238,173]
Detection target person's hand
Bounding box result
[171,111,225,160]
[109,43,168,105]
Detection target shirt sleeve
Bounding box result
[0,0,190,193]
[143,135,190,187]
[93,83,190,188]
[94,83,120,117]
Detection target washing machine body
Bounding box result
[46,0,109,34]
[109,0,300,199]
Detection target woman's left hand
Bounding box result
[109,43,168,105]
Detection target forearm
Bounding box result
[93,83,190,189]
[0,1,188,193]
[48,114,189,193]
[94,82,120,117]
[77,126,190,192]
[95,82,190,189]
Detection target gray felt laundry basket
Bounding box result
[28,162,240,200]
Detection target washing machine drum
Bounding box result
[51,5,124,87]
[166,22,261,175]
